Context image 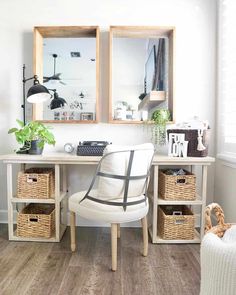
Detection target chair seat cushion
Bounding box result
[69,190,149,223]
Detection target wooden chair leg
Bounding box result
[141,216,148,257]
[111,223,118,271]
[117,224,121,238]
[70,211,76,252]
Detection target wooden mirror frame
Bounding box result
[109,26,175,124]
[33,26,100,123]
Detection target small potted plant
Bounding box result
[8,120,56,154]
[151,109,170,146]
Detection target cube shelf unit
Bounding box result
[3,153,100,243]
[6,163,68,242]
[148,155,215,244]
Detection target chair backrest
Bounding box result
[80,143,154,210]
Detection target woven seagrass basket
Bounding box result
[159,169,196,200]
[158,205,195,240]
[205,203,234,237]
[17,203,55,238]
[17,168,55,199]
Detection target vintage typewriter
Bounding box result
[77,141,111,156]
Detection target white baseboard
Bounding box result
[0,210,15,224]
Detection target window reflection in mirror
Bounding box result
[109,26,175,123]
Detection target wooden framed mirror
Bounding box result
[109,26,175,123]
[33,26,99,123]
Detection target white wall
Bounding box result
[0,0,217,224]
[214,160,236,223]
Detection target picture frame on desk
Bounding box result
[80,112,94,121]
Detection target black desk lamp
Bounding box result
[22,64,51,125]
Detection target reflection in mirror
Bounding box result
[43,38,96,121]
[109,26,175,123]
[33,27,99,123]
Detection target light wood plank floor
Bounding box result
[0,224,200,295]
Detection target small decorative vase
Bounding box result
[28,140,43,155]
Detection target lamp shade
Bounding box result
[50,91,67,110]
[27,84,51,103]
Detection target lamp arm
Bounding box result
[23,76,38,83]
[22,64,38,83]
[22,64,27,125]
[22,64,39,125]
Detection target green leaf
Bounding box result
[151,109,170,125]
[16,119,24,127]
[8,128,18,134]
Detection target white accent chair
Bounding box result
[69,143,154,271]
[200,228,236,295]
[200,203,236,295]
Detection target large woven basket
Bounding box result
[17,203,55,238]
[17,168,55,199]
[167,129,210,157]
[158,205,195,240]
[205,203,234,238]
[159,170,196,200]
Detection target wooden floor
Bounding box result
[0,224,200,295]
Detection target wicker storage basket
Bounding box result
[205,203,234,238]
[158,205,195,240]
[17,168,55,199]
[17,203,55,238]
[167,129,210,157]
[159,169,196,200]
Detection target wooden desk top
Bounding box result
[0,153,100,164]
[0,152,215,165]
[152,155,215,165]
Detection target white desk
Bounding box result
[2,153,215,243]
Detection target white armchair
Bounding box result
[200,228,236,295]
[200,203,236,295]
[69,143,154,271]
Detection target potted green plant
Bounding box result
[8,120,56,154]
[151,109,170,146]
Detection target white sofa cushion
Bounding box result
[69,190,149,223]
[222,225,236,244]
[200,232,236,295]
[97,143,154,200]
